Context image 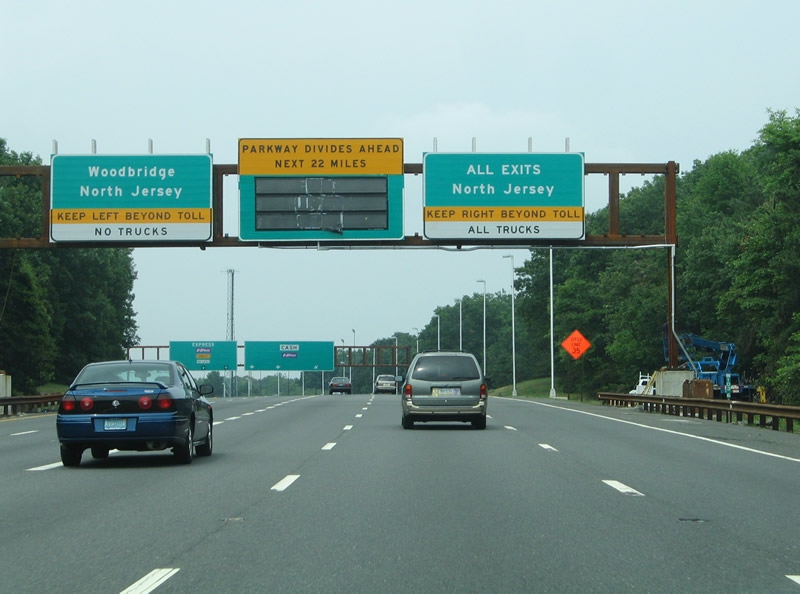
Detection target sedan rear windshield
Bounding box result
[75,363,173,385]
[411,356,480,381]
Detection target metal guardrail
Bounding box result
[0,394,63,417]
[598,392,800,433]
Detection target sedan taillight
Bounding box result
[61,397,77,412]
[138,396,153,410]
[80,397,94,411]
[156,395,173,410]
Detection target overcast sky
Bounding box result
[3,0,799,360]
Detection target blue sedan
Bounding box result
[56,360,214,467]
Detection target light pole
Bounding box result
[413,327,419,354]
[503,255,517,397]
[434,314,441,350]
[351,329,355,381]
[477,279,486,376]
[459,299,463,350]
[393,335,398,378]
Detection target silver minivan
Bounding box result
[400,351,488,429]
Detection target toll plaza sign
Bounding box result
[238,138,404,241]
[169,341,238,371]
[244,341,334,371]
[423,153,585,240]
[50,154,213,242]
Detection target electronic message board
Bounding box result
[238,139,404,241]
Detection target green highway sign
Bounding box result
[169,341,238,371]
[423,152,585,240]
[244,341,334,371]
[50,154,213,242]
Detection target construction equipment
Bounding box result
[666,332,753,401]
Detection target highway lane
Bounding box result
[1,394,799,592]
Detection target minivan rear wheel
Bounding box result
[472,416,487,430]
[402,416,414,430]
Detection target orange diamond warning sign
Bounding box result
[561,330,591,360]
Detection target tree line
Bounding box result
[0,139,138,393]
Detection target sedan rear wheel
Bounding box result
[60,445,83,467]
[196,421,213,457]
[174,425,193,464]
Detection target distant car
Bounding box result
[56,360,214,467]
[374,374,397,394]
[329,376,352,394]
[400,351,488,429]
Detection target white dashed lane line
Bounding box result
[322,443,336,451]
[539,444,558,452]
[343,425,353,431]
[271,474,300,492]
[26,462,63,472]
[11,430,39,436]
[120,568,179,594]
[504,426,517,431]
[602,480,645,496]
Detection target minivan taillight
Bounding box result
[404,384,412,399]
[480,384,488,399]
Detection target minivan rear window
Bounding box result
[412,356,480,381]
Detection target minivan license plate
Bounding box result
[432,387,461,397]
[104,418,127,431]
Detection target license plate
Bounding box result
[432,387,461,397]
[103,418,127,431]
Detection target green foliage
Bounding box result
[772,313,800,406]
[0,138,139,392]
[506,109,800,404]
[0,253,57,393]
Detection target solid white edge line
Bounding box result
[322,442,336,450]
[11,430,38,436]
[119,568,179,594]
[787,575,800,585]
[497,397,800,464]
[603,479,645,496]
[271,474,300,492]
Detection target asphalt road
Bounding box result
[1,394,799,593]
